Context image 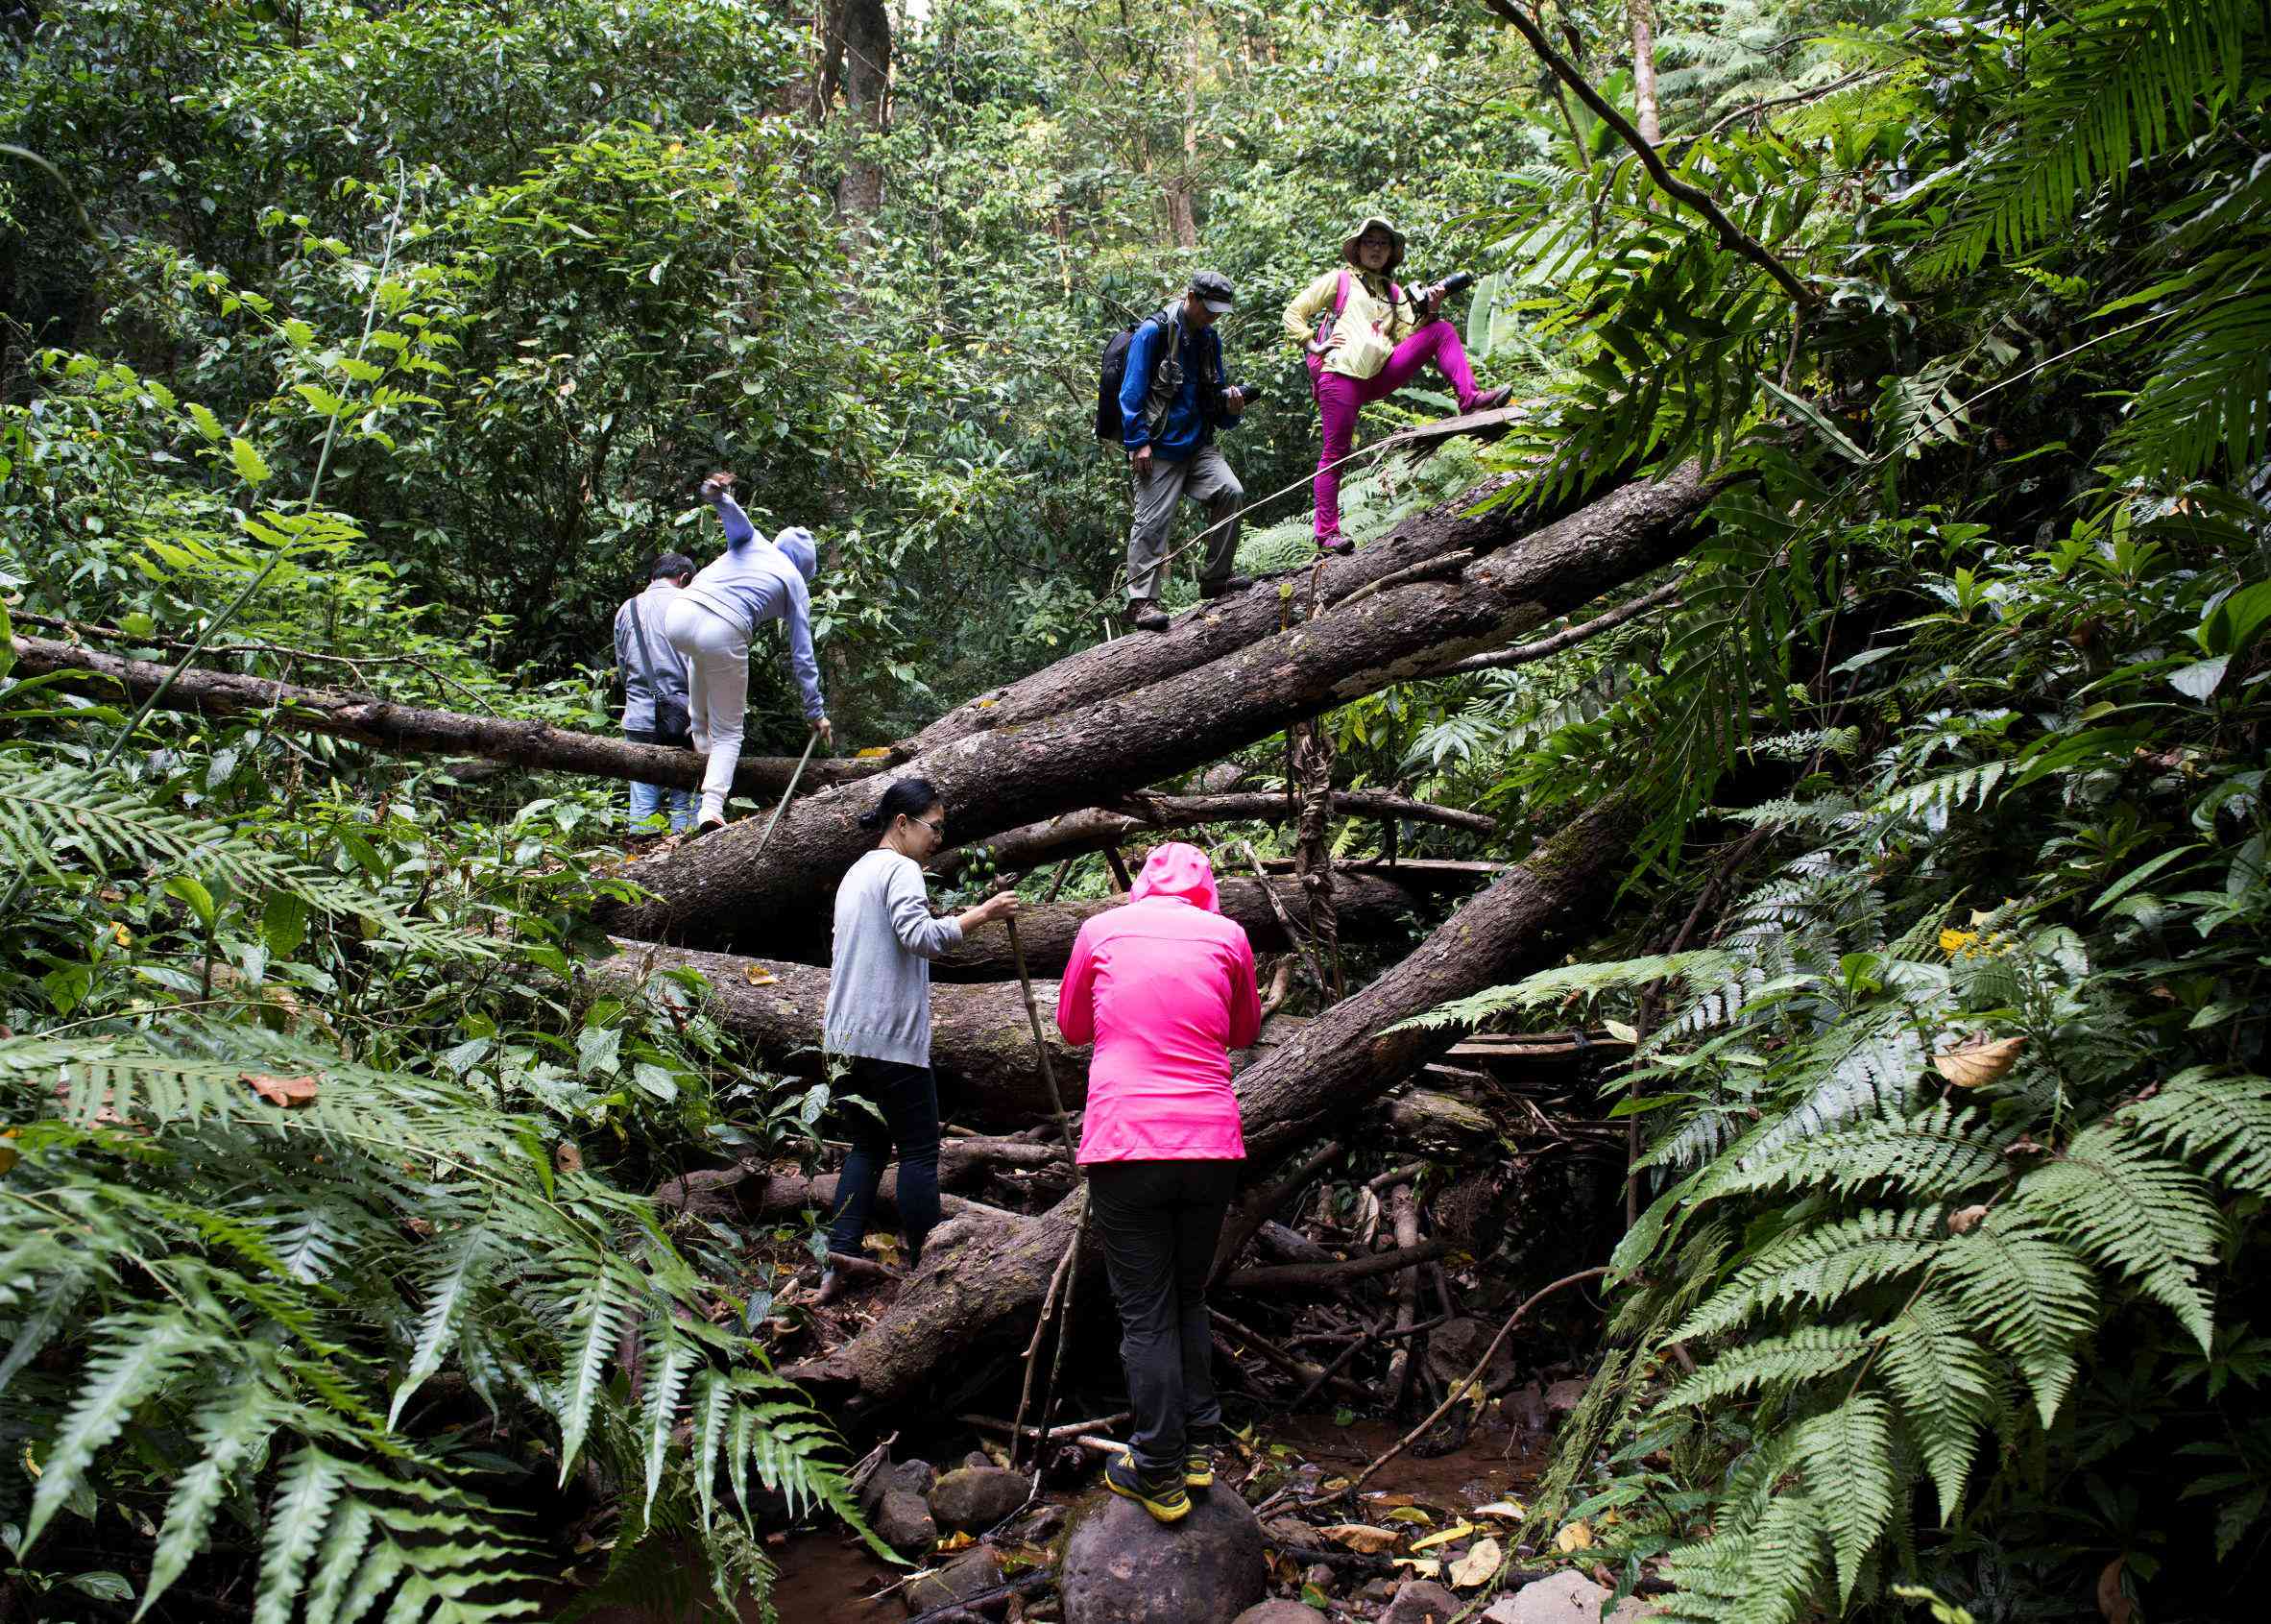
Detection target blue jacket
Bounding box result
[1120,311,1237,462]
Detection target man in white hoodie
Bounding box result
[660,472,831,834]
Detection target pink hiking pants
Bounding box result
[1307,319,1482,539]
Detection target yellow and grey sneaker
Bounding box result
[1184,1430,1219,1491]
[1104,1453,1191,1523]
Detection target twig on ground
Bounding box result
[1343,1265,1609,1495]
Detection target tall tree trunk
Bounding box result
[599,467,1714,945]
[827,0,891,220]
[1290,573,1341,995]
[1630,0,1662,146]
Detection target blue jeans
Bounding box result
[627,777,693,832]
[623,725,694,832]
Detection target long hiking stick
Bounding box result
[1003,914,1088,1485]
[751,729,822,859]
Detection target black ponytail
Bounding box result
[857,776,942,836]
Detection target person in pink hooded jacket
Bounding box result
[1057,842,1262,1523]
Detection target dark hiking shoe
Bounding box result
[1463,384,1513,413]
[1184,1449,1215,1491]
[1104,1453,1191,1523]
[1315,531,1355,557]
[1198,575,1255,599]
[1129,601,1171,633]
[690,817,727,839]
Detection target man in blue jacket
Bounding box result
[1120,270,1257,632]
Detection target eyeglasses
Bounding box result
[913,815,947,838]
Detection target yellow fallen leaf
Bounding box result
[1385,1506,1435,1525]
[1320,1523,1401,1555]
[858,745,895,756]
[1555,1520,1595,1553]
[241,1072,320,1108]
[1448,1536,1503,1588]
[1389,1557,1443,1578]
[1935,1032,2024,1088]
[936,1530,975,1552]
[0,1129,17,1176]
[1410,1520,1477,1552]
[743,965,778,986]
[1472,1500,1526,1520]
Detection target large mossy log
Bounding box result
[603,466,1708,946]
[6,634,882,798]
[785,796,1642,1408]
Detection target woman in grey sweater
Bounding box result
[818,777,1018,1301]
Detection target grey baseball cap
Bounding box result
[1188,270,1236,314]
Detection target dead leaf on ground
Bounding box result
[742,965,779,986]
[1385,1506,1434,1526]
[554,1141,584,1175]
[1471,1500,1526,1520]
[1555,1520,1595,1554]
[1447,1536,1503,1588]
[1948,1203,1992,1234]
[1410,1520,1477,1552]
[1934,1032,2025,1088]
[241,1072,320,1108]
[2097,1556,2131,1624]
[1320,1523,1401,1555]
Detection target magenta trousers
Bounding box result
[1307,319,1482,538]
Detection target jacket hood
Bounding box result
[774,525,817,582]
[1341,214,1407,273]
[1129,840,1221,912]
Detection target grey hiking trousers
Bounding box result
[1125,445,1243,604]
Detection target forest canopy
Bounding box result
[3,1,2268,1620]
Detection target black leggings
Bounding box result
[826,1056,942,1263]
[1088,1158,1240,1474]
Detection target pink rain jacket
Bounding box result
[1057,843,1263,1164]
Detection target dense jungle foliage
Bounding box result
[2,0,2267,1619]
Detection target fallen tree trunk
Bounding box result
[605,466,1709,945]
[1222,1239,1449,1295]
[791,795,1643,1407]
[929,873,1426,981]
[905,474,1526,756]
[929,788,1492,880]
[592,938,1308,1123]
[7,634,884,799]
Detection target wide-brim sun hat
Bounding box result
[1341,215,1406,271]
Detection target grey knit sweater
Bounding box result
[822,849,964,1066]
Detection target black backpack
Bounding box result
[1095,310,1177,444]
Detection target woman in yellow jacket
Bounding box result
[1283,216,1510,553]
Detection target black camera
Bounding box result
[1225,382,1264,404]
[1420,270,1477,303]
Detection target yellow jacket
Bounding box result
[1282,267,1425,382]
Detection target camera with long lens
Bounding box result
[1417,270,1477,305]
[1224,382,1265,405]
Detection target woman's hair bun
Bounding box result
[857,807,884,831]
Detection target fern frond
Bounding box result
[138,1374,284,1619]
[390,1226,495,1428]
[253,1445,350,1624]
[1662,1491,1833,1624]
[300,1498,377,1624]
[1877,1291,1999,1521]
[1672,1207,1941,1343]
[2017,1121,2221,1350]
[25,1309,215,1548]
[640,1327,698,1515]
[2115,1067,2271,1195]
[1939,1214,2097,1426]
[0,762,480,957]
[1742,1024,1928,1162]
[1707,1103,2011,1203]
[1791,1393,1899,1604]
[1661,1325,1874,1410]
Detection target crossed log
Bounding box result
[601,465,1710,945]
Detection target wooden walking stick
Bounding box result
[751,729,821,858]
[1003,912,1089,1485]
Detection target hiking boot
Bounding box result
[1197,575,1254,599]
[1104,1453,1190,1524]
[1464,384,1513,413]
[690,817,727,839]
[1128,600,1171,633]
[1315,531,1354,557]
